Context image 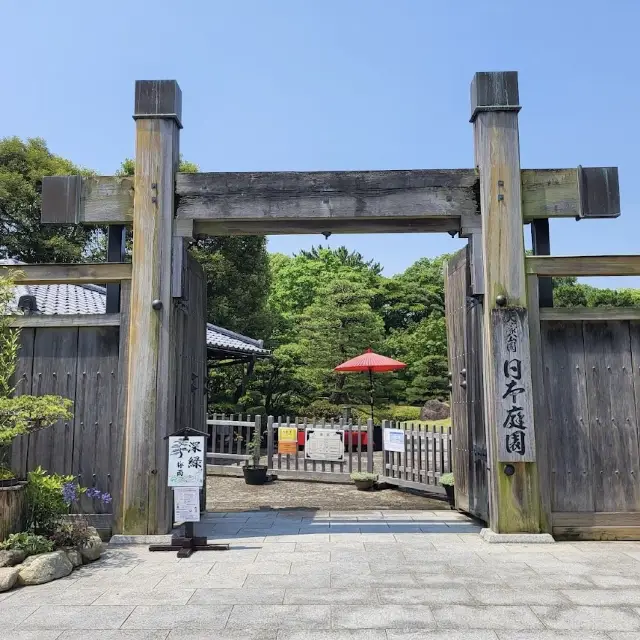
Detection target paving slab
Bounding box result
[532,605,640,631]
[332,604,435,629]
[122,605,232,630]
[225,604,331,629]
[21,605,135,630]
[431,605,544,630]
[59,633,169,640]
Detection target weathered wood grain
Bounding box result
[540,307,640,321]
[473,71,541,533]
[492,309,536,463]
[0,484,26,541]
[584,321,640,512]
[72,328,119,515]
[30,328,79,475]
[527,275,552,532]
[541,320,594,513]
[444,247,471,512]
[11,329,35,478]
[0,263,132,285]
[111,281,130,533]
[120,81,180,535]
[553,511,640,527]
[10,314,121,328]
[44,166,619,229]
[526,255,640,277]
[41,176,134,225]
[553,525,640,540]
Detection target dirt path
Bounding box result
[206,474,451,511]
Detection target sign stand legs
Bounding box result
[148,521,230,558]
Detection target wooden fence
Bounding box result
[380,421,452,495]
[207,415,374,482]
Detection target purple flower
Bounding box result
[85,487,101,499]
[61,482,78,506]
[100,492,112,504]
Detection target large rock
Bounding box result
[17,551,73,586]
[420,399,450,421]
[80,535,103,564]
[0,567,19,592]
[65,548,83,568]
[0,549,25,567]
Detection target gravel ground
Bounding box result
[206,474,451,511]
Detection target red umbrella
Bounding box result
[334,349,406,423]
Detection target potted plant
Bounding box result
[243,427,268,485]
[351,471,377,491]
[439,472,455,507]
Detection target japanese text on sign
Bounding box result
[383,428,405,453]
[173,486,201,522]
[168,436,205,487]
[493,308,536,463]
[305,428,344,462]
[278,426,298,456]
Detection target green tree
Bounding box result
[295,277,385,405]
[0,137,95,263]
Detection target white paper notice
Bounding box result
[173,487,201,522]
[383,428,405,453]
[304,428,345,462]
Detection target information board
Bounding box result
[278,426,298,455]
[173,487,200,522]
[304,428,344,462]
[383,428,405,453]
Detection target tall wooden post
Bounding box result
[472,71,541,533]
[118,80,181,534]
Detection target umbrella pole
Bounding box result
[369,368,374,425]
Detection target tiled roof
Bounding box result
[1,259,269,357]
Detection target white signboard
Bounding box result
[383,428,405,453]
[305,428,344,462]
[168,436,205,487]
[173,487,201,522]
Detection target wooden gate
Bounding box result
[445,246,489,521]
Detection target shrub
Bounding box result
[25,467,76,536]
[350,472,377,482]
[0,532,54,556]
[439,472,454,486]
[25,467,111,536]
[246,428,263,467]
[299,399,344,420]
[50,521,92,549]
[390,405,422,423]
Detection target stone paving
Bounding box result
[4,510,640,638]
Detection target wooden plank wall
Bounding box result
[541,319,640,538]
[11,326,121,516]
[445,248,471,511]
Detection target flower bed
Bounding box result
[0,467,111,592]
[0,525,104,591]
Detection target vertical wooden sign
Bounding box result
[492,308,536,462]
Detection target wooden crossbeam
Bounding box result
[10,314,121,328]
[540,307,640,321]
[41,167,620,232]
[526,255,640,277]
[0,262,132,285]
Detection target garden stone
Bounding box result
[0,549,25,567]
[65,547,83,567]
[420,399,450,421]
[80,535,103,563]
[0,566,19,591]
[17,550,73,585]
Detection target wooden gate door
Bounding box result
[444,246,489,522]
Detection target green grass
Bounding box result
[398,418,451,431]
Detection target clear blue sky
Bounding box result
[2,0,639,286]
